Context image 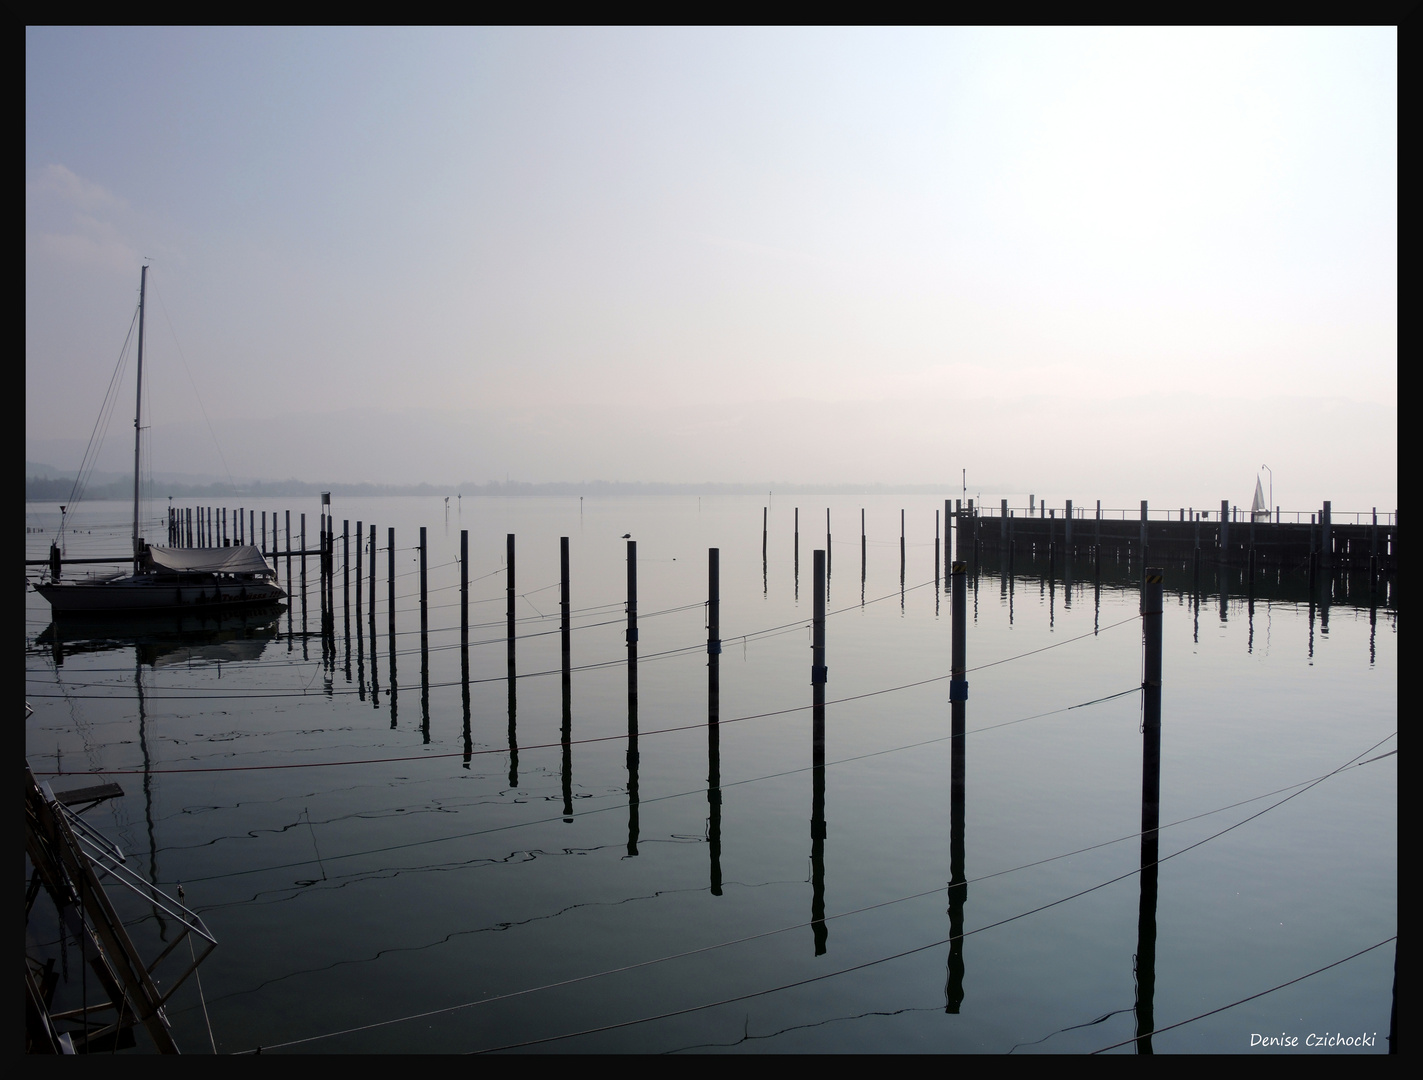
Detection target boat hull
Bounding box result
[34,580,287,615]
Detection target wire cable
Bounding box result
[1088,936,1396,1054]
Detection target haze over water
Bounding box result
[26,28,1395,512]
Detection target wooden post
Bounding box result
[560,536,571,673]
[343,519,350,629]
[369,524,376,619]
[261,511,267,555]
[950,559,967,702]
[300,513,307,609]
[385,525,397,723]
[1065,499,1073,555]
[945,498,952,567]
[826,508,831,581]
[1321,500,1332,571]
[419,526,428,641]
[1248,513,1256,586]
[795,507,800,588]
[356,520,363,619]
[861,508,866,584]
[1309,513,1317,593]
[708,547,721,665]
[1001,499,1008,543]
[900,509,906,584]
[1370,509,1379,594]
[935,510,940,588]
[506,534,516,663]
[1193,513,1201,582]
[812,549,826,704]
[1143,568,1162,729]
[1220,499,1229,562]
[460,529,469,644]
[626,539,638,652]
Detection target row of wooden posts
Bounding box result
[173,499,1169,1025]
[295,513,1167,1031]
[165,493,1394,581]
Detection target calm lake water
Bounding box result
[25,494,1396,1053]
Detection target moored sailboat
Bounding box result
[34,266,286,616]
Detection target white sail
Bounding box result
[1251,476,1268,521]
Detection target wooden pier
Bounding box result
[959,500,1397,573]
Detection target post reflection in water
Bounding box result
[355,520,366,703]
[708,547,723,896]
[561,536,572,824]
[387,527,398,729]
[946,694,966,1013]
[626,540,639,857]
[811,549,828,955]
[368,524,379,708]
[507,533,517,788]
[1135,570,1164,1053]
[947,559,969,1012]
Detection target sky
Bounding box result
[25,27,1396,512]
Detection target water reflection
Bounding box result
[708,548,723,896]
[811,549,827,955]
[627,539,640,857]
[36,604,286,668]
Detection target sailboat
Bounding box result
[35,267,286,615]
[1250,475,1270,523]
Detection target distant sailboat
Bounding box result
[35,267,286,616]
[1250,476,1270,522]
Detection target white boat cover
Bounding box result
[146,545,273,575]
[1251,477,1268,521]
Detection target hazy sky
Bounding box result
[26,27,1396,510]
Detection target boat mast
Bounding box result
[132,265,147,573]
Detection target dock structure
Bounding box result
[963,502,1397,573]
[25,761,216,1054]
[30,496,1398,582]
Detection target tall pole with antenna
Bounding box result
[132,264,148,574]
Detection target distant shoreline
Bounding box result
[25,475,966,501]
